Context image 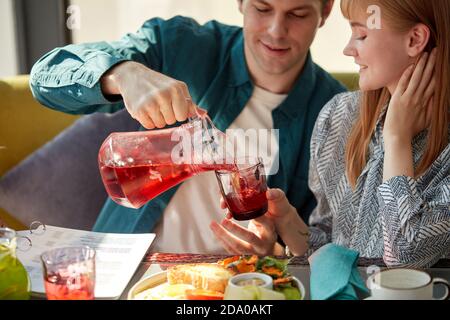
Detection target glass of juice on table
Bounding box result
[41,246,96,300]
[215,157,268,221]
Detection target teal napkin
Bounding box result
[308,244,370,300]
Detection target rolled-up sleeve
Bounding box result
[378,175,450,268]
[29,18,165,114]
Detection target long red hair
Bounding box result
[341,0,450,188]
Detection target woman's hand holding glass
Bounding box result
[210,188,297,256]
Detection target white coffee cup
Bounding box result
[367,268,450,300]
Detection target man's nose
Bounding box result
[267,14,288,38]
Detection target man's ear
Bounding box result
[237,0,244,14]
[319,0,334,28]
[406,23,431,57]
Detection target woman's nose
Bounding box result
[343,41,357,57]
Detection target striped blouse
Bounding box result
[308,91,450,268]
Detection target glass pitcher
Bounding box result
[98,114,235,209]
[0,228,31,300]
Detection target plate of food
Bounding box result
[220,255,305,300]
[128,256,305,300]
[128,263,232,300]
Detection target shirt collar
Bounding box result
[229,32,318,119]
[276,52,316,119]
[228,32,251,87]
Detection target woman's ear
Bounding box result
[406,23,431,57]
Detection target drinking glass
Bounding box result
[0,227,31,300]
[41,246,96,300]
[215,157,268,221]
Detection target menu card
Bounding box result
[16,225,155,299]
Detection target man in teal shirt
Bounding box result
[30,0,346,252]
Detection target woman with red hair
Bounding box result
[211,0,449,268]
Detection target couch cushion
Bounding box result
[0,109,140,230]
[332,73,359,91]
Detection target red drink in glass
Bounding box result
[216,158,268,221]
[41,246,96,300]
[225,189,268,221]
[44,273,94,300]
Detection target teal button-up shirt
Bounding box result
[30,16,346,233]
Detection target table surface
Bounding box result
[119,253,450,300]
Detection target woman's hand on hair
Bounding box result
[382,48,437,181]
[384,48,437,143]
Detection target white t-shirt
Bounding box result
[151,86,287,253]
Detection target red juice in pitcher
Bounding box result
[100,162,234,209]
[98,115,236,209]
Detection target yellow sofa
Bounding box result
[0,73,359,230]
[0,76,81,229]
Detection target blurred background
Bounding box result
[0,0,357,78]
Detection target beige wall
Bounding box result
[0,0,19,77]
[71,0,358,72]
[311,4,357,72]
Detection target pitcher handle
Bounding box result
[432,278,450,300]
[186,97,207,121]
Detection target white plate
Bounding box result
[291,277,306,300]
[128,271,306,300]
[128,271,168,300]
